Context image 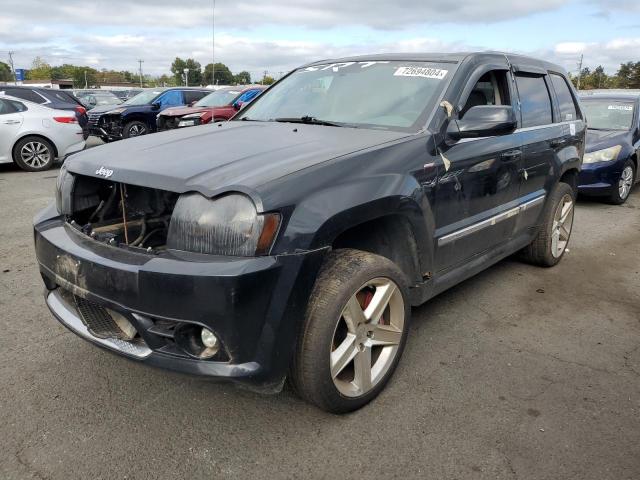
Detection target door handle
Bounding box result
[2,120,20,125]
[501,150,522,161]
[550,138,568,147]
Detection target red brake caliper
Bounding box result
[360,289,386,325]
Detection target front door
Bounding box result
[434,68,523,272]
[0,99,24,163]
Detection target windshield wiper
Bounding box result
[273,116,345,127]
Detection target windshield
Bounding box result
[238,61,453,130]
[582,100,635,130]
[91,95,122,105]
[124,90,164,106]
[195,89,241,107]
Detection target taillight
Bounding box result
[54,116,78,123]
[75,106,87,116]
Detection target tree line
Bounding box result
[3,57,639,90]
[0,56,276,87]
[569,62,640,89]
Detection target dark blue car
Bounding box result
[578,93,640,204]
[87,87,209,142]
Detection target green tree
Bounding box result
[261,75,275,85]
[233,71,252,85]
[0,61,12,82]
[203,62,234,85]
[25,56,52,80]
[171,57,202,85]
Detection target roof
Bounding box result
[301,51,567,74]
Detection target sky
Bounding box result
[0,0,639,80]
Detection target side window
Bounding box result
[184,91,207,104]
[550,73,579,122]
[514,74,553,127]
[0,99,11,114]
[5,88,45,104]
[0,99,25,114]
[460,71,511,118]
[158,90,184,108]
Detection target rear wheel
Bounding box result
[123,120,148,138]
[12,136,55,172]
[608,160,635,205]
[520,182,575,267]
[290,249,410,413]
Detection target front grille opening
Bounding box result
[68,175,178,252]
[74,295,137,340]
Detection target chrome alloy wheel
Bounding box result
[20,141,51,169]
[128,124,147,136]
[619,166,634,200]
[551,194,574,258]
[330,277,405,397]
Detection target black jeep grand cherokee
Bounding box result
[35,53,584,413]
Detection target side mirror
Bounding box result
[448,105,517,140]
[151,102,161,111]
[233,101,244,111]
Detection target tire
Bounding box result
[520,182,575,267]
[608,160,635,205]
[12,136,55,172]
[122,120,148,139]
[290,249,411,413]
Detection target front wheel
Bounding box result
[290,249,410,413]
[520,182,575,267]
[122,120,148,138]
[609,160,635,205]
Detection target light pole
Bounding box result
[212,0,216,86]
[183,68,190,87]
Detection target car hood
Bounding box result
[160,106,221,117]
[585,128,630,153]
[65,121,410,204]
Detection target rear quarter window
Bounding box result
[515,74,553,127]
[4,88,45,104]
[550,74,579,122]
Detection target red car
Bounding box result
[157,85,266,130]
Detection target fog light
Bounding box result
[201,328,219,349]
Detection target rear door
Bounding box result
[434,64,524,271]
[0,99,25,162]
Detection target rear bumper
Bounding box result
[34,208,327,391]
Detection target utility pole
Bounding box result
[576,54,583,91]
[84,70,88,88]
[137,59,144,88]
[263,70,268,85]
[211,0,216,86]
[8,51,17,85]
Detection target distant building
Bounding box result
[0,79,74,89]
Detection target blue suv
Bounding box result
[87,87,210,142]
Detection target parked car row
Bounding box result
[33,52,639,414]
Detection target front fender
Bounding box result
[274,173,435,281]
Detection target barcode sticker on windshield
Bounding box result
[394,67,448,79]
[608,105,633,111]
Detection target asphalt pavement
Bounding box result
[0,145,639,479]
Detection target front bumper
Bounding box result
[578,158,625,196]
[34,209,326,391]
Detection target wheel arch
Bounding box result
[12,133,58,160]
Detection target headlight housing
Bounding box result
[55,163,74,215]
[167,193,280,256]
[583,145,622,164]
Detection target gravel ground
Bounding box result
[0,146,639,480]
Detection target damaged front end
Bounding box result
[36,167,327,391]
[58,167,177,253]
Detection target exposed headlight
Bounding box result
[583,145,622,164]
[105,107,126,115]
[55,164,75,215]
[167,193,280,256]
